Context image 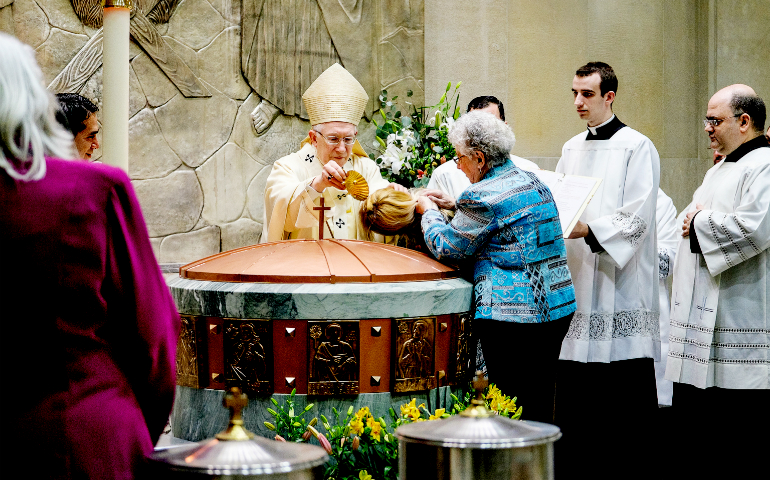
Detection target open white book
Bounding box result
[531,170,602,237]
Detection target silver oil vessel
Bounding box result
[396,374,561,480]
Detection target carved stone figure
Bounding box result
[69,0,180,29]
[52,0,209,97]
[241,0,377,134]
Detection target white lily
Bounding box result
[391,157,406,174]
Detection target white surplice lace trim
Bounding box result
[658,247,670,279]
[611,212,647,248]
[565,309,659,341]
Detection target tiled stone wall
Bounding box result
[2,0,425,263]
[426,0,769,213]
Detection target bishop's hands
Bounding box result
[681,204,704,237]
[311,163,409,195]
[311,161,347,192]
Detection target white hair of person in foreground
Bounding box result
[0,32,74,182]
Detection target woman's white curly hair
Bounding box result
[0,33,74,181]
[447,110,515,168]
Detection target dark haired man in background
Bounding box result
[426,95,538,200]
[554,62,661,478]
[55,93,100,160]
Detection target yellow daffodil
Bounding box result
[485,384,519,417]
[429,408,445,420]
[367,415,382,441]
[359,470,373,480]
[349,416,364,435]
[486,385,501,401]
[400,398,423,422]
[400,398,415,417]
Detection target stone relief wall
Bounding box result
[2,0,424,263]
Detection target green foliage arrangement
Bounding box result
[320,399,450,480]
[262,388,317,442]
[263,382,520,480]
[369,82,462,188]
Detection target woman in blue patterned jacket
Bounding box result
[416,111,576,424]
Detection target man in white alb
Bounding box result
[427,95,538,201]
[554,62,661,479]
[666,85,768,475]
[261,63,405,242]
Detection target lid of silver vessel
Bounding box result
[151,388,328,475]
[395,373,561,449]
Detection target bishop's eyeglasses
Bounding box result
[314,130,357,146]
[703,113,743,128]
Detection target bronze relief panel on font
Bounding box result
[395,316,437,392]
[224,319,273,396]
[308,321,360,395]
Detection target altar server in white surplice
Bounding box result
[665,85,769,476]
[261,64,404,243]
[553,62,660,480]
[655,189,678,406]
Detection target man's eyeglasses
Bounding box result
[314,130,357,146]
[703,114,743,128]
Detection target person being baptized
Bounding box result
[360,188,453,253]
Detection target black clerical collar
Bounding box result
[586,115,626,140]
[723,135,769,163]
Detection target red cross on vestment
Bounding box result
[313,198,331,240]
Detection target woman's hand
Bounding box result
[415,195,438,214]
[422,189,455,210]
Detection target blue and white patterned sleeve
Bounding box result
[420,195,496,260]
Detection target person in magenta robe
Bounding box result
[1,33,180,479]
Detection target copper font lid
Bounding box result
[179,239,459,283]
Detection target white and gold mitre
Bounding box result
[302,63,368,126]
